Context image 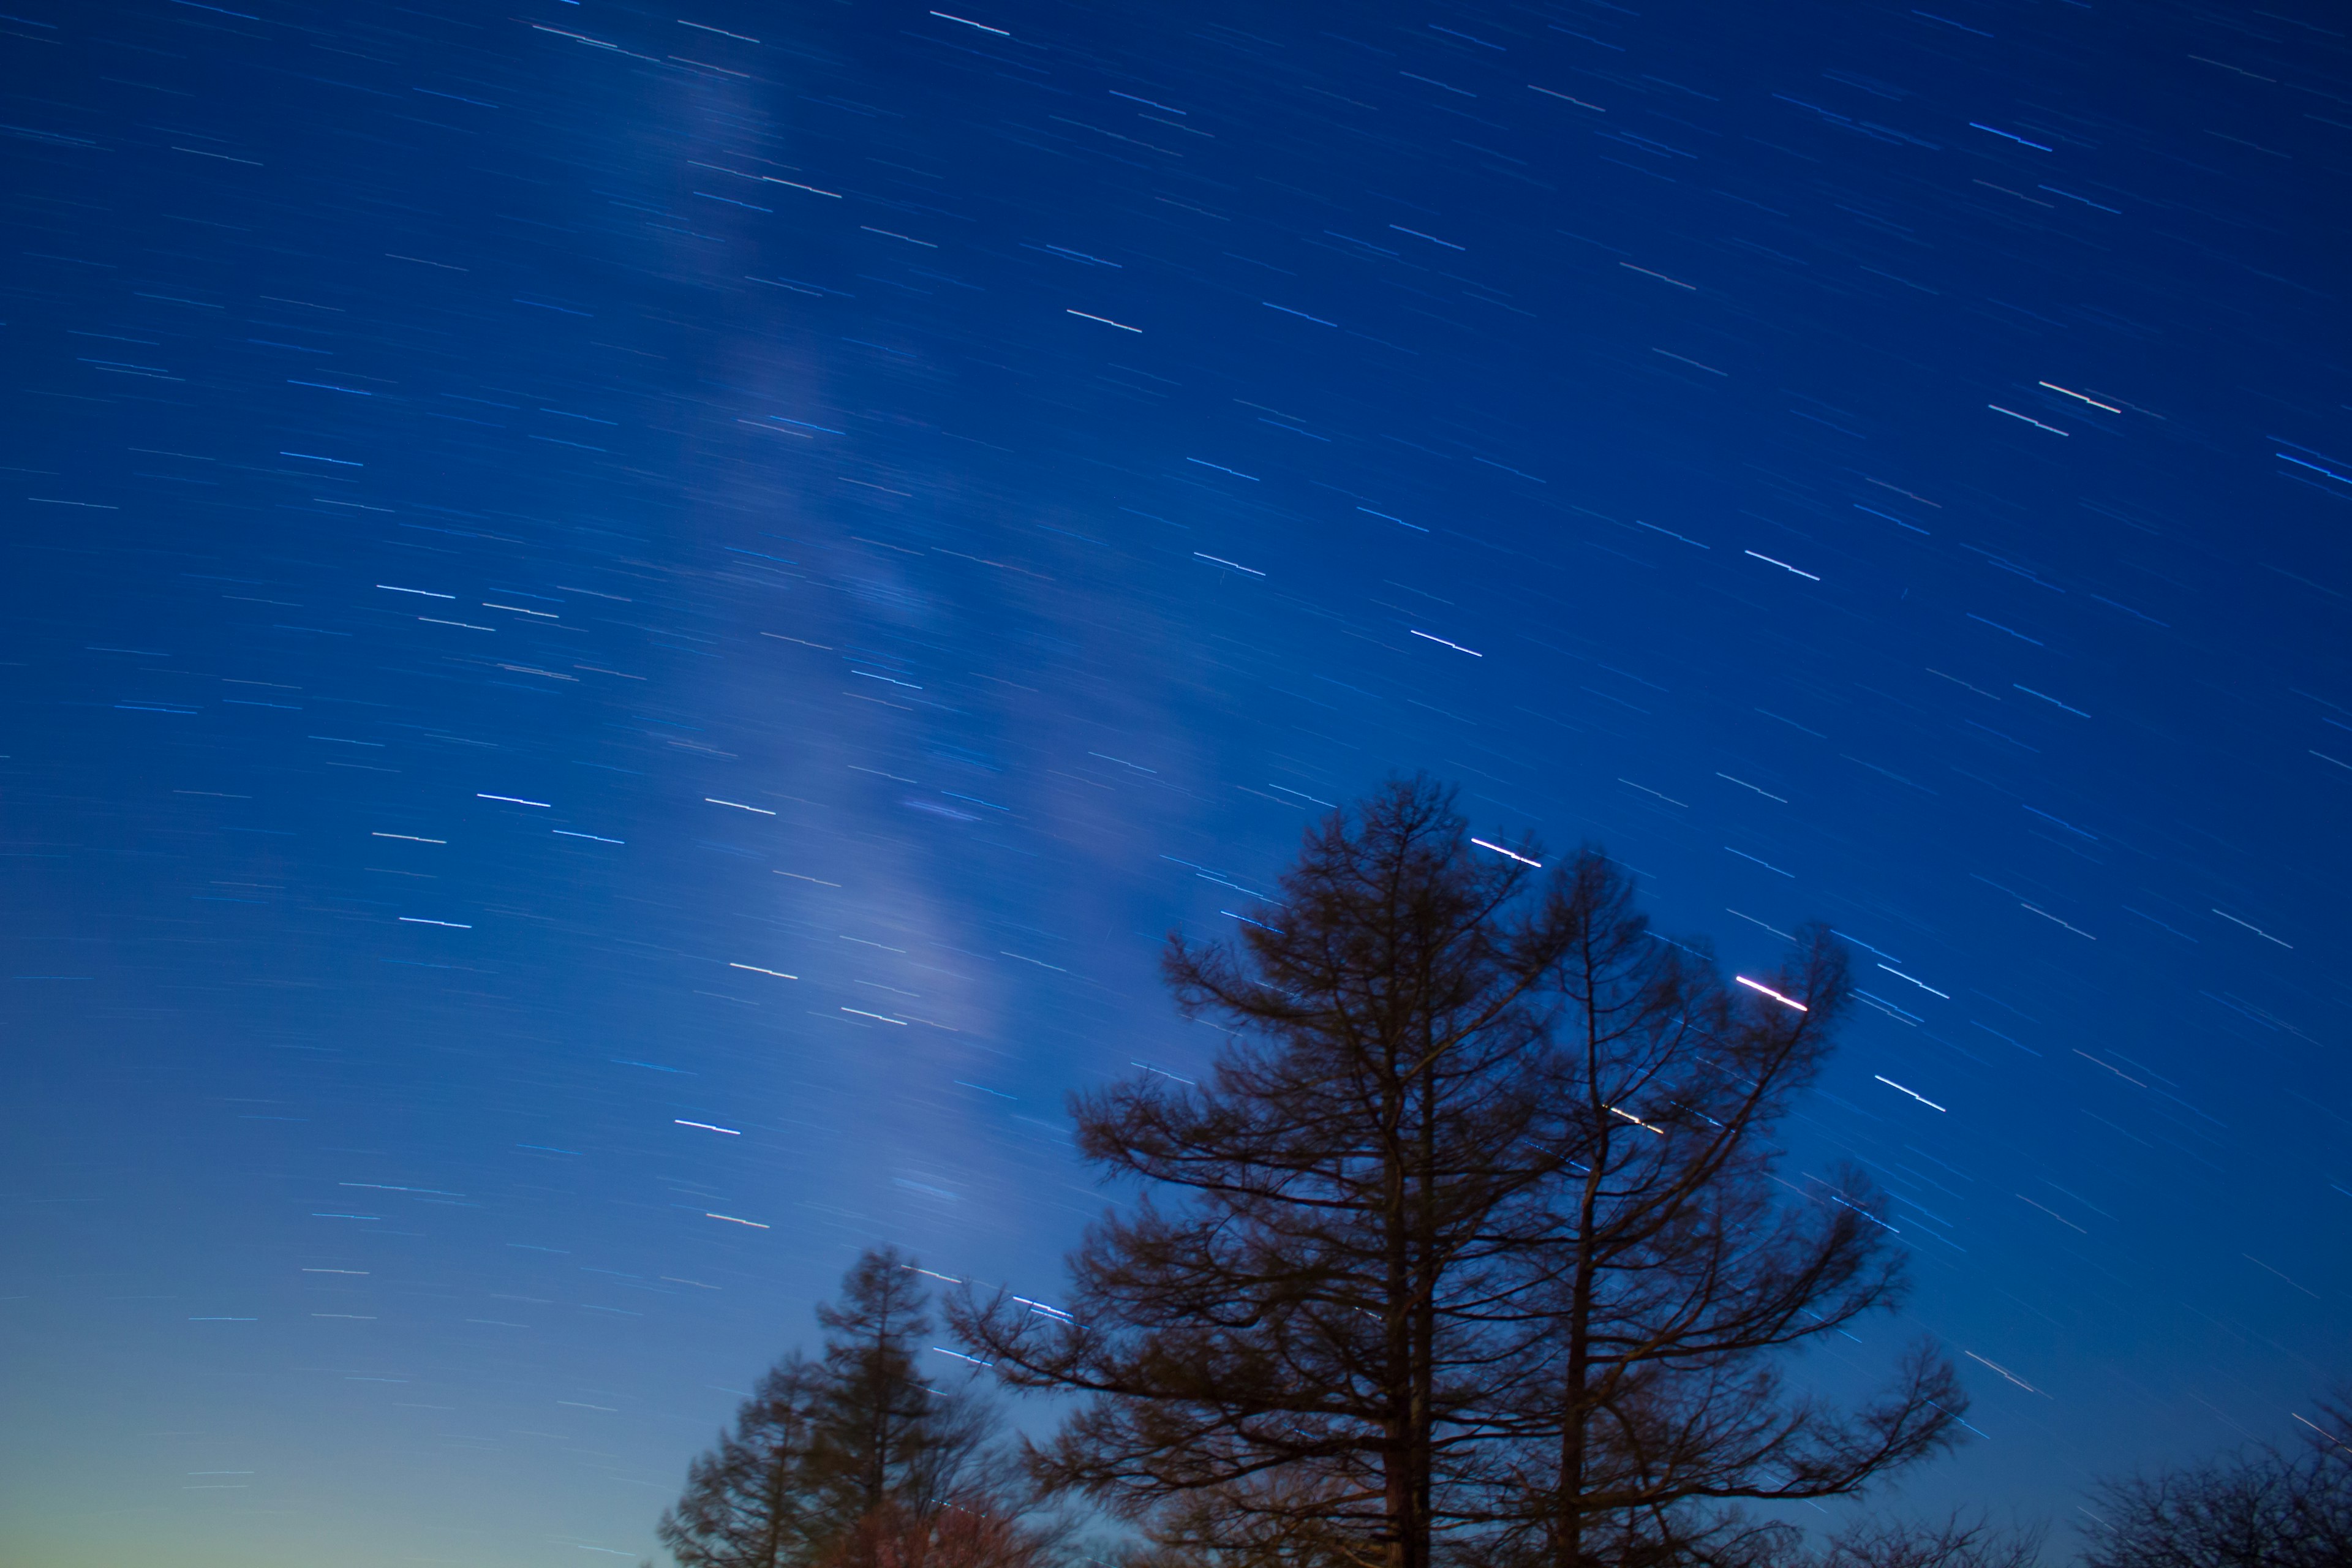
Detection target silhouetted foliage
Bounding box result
[1777,1513,2043,1568]
[954,777,1961,1568]
[664,1249,1057,1568]
[821,1494,1066,1568]
[1434,1504,2040,1568]
[1479,850,1959,1568]
[2079,1387,2352,1568]
[809,1248,980,1540]
[661,1355,827,1568]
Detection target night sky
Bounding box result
[2,0,2348,1562]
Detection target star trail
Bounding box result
[1,0,2346,1564]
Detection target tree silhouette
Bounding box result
[2081,1387,2352,1568]
[953,777,1962,1568]
[820,1494,1065,1568]
[1806,1513,2043,1568]
[660,1355,826,1568]
[809,1248,970,1538]
[665,1250,1038,1568]
[1483,851,1959,1568]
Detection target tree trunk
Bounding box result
[1555,1251,1593,1568]
[1412,1050,1438,1568]
[1385,1033,1422,1568]
[1555,988,1607,1568]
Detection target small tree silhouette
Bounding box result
[660,1355,826,1568]
[663,1249,1048,1568]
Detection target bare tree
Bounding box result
[2081,1389,2352,1568]
[953,778,1961,1568]
[819,1493,1067,1568]
[1447,1506,2040,1568]
[810,1248,971,1535]
[1115,1471,1412,1568]
[957,778,1590,1568]
[660,1355,827,1568]
[1486,853,1962,1567]
[665,1250,1026,1568]
[1810,1513,2044,1568]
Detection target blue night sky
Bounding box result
[1,0,2346,1562]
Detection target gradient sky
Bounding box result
[2,0,2348,1563]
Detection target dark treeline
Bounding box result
[2079,1392,2352,1568]
[659,1248,1063,1568]
[661,779,2346,1568]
